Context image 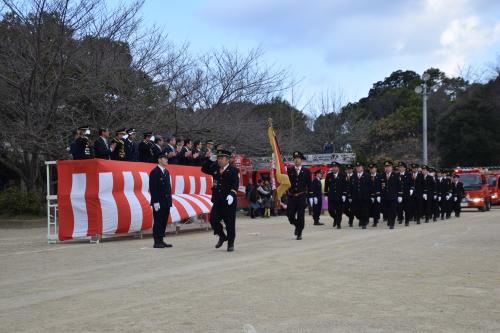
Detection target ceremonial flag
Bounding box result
[267,118,290,200]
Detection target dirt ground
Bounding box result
[1,209,500,333]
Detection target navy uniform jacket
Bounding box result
[151,144,163,162]
[423,175,435,196]
[345,173,354,200]
[410,172,425,197]
[381,172,402,200]
[399,172,413,198]
[451,181,465,200]
[94,137,111,160]
[138,140,155,163]
[72,137,92,160]
[351,172,371,200]
[311,178,322,199]
[149,166,172,207]
[202,160,239,206]
[124,139,137,161]
[287,166,313,198]
[369,173,381,199]
[324,172,346,201]
[437,177,451,197]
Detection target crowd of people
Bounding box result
[69,125,221,166]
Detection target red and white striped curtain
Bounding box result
[57,160,213,241]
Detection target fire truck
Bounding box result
[232,153,355,209]
[487,169,500,205]
[454,167,492,211]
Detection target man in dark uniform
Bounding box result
[421,165,435,223]
[124,128,138,161]
[368,163,381,227]
[431,168,440,221]
[138,132,155,163]
[311,170,324,226]
[72,126,93,160]
[451,174,465,217]
[409,163,424,224]
[286,151,313,240]
[94,128,115,160]
[436,169,452,220]
[110,129,126,161]
[343,164,355,227]
[149,152,173,248]
[164,136,179,165]
[397,162,412,225]
[381,161,402,229]
[351,161,371,229]
[445,171,455,218]
[202,149,239,252]
[324,162,346,229]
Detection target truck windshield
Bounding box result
[460,174,481,190]
[487,176,497,187]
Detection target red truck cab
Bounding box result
[487,171,500,205]
[455,168,492,211]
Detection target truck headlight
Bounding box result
[492,193,498,199]
[472,198,484,203]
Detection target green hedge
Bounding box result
[0,187,43,215]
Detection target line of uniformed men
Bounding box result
[312,160,465,230]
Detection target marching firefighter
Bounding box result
[421,165,435,223]
[311,169,324,226]
[436,169,452,220]
[201,149,240,252]
[451,174,465,217]
[110,129,126,161]
[344,164,355,227]
[351,161,371,229]
[286,151,313,240]
[410,163,424,224]
[397,162,412,226]
[368,163,381,227]
[324,162,346,229]
[381,161,402,229]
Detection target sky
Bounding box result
[119,0,500,109]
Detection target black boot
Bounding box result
[215,235,227,248]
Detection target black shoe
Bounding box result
[294,227,298,236]
[227,246,234,252]
[398,220,403,224]
[389,226,394,229]
[405,222,409,226]
[416,220,421,225]
[153,243,166,248]
[336,225,341,229]
[372,223,377,227]
[215,236,227,249]
[349,223,353,227]
[296,235,302,240]
[162,241,173,248]
[362,225,367,229]
[313,222,324,226]
[433,217,437,222]
[425,219,429,223]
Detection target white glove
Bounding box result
[371,198,374,203]
[410,189,414,196]
[342,196,346,202]
[226,195,234,205]
[454,197,457,202]
[209,154,217,162]
[153,203,160,212]
[434,195,437,200]
[376,197,381,203]
[397,197,402,203]
[423,194,427,201]
[446,194,452,200]
[438,196,441,202]
[348,198,352,203]
[313,197,318,205]
[309,198,314,206]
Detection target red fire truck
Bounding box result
[454,167,492,211]
[487,169,500,206]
